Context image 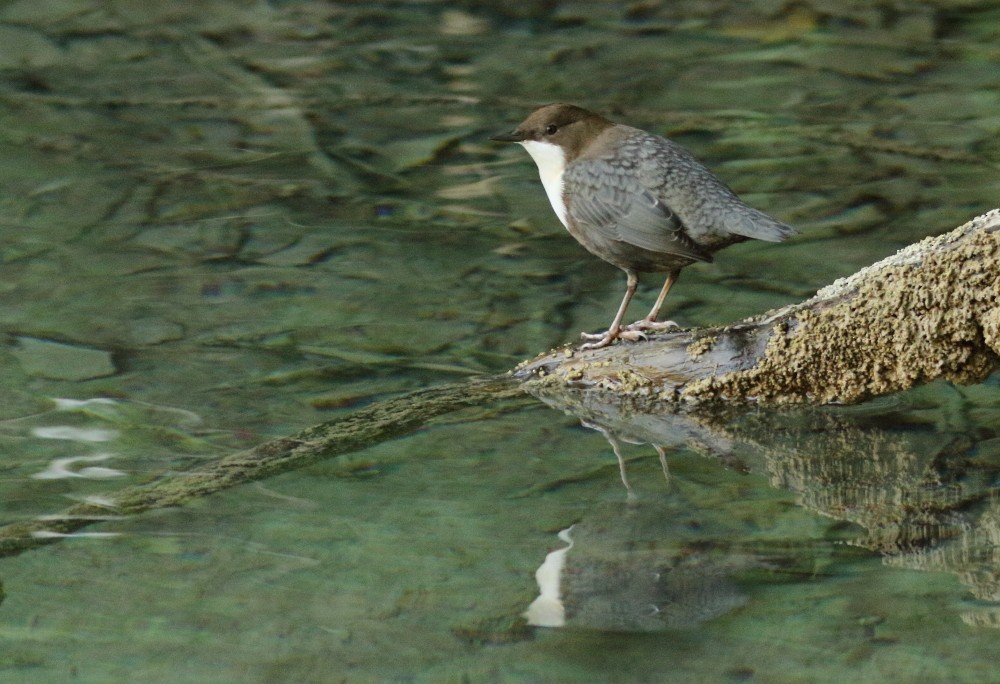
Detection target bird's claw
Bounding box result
[622,319,680,333]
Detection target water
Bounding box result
[0,1,998,681]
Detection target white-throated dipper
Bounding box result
[491,103,797,349]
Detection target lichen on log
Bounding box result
[515,209,1000,405]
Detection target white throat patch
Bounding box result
[520,140,568,227]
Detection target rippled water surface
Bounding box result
[0,1,998,681]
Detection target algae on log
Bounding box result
[515,209,1000,405]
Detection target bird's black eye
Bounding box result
[544,124,558,135]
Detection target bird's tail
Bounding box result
[724,206,798,242]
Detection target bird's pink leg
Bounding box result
[580,271,638,349]
[623,269,680,333]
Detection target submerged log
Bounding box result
[515,209,1000,405]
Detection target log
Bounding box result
[515,209,1000,405]
[0,212,996,567]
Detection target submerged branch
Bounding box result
[0,375,525,559]
[516,209,1000,404]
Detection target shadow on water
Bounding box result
[524,379,1000,632]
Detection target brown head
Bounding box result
[490,103,613,162]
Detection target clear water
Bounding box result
[0,1,998,681]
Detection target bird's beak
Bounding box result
[490,130,526,143]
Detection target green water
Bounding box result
[0,1,998,681]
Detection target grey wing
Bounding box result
[564,159,712,263]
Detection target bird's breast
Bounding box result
[520,140,568,228]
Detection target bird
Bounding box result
[491,103,797,349]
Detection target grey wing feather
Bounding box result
[565,159,712,263]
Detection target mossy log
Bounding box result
[516,209,1000,405]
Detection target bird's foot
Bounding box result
[579,327,648,350]
[578,326,624,349]
[579,330,617,350]
[621,318,680,334]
